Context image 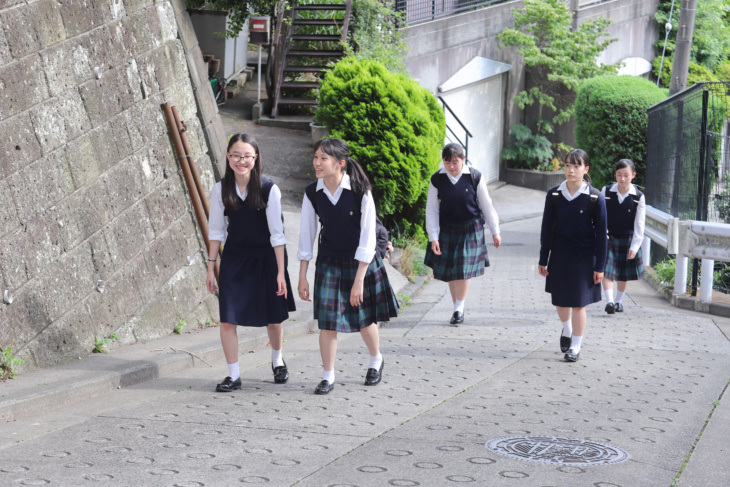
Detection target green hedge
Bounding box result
[574,75,668,190]
[315,58,446,237]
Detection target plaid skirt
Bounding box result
[605,235,644,281]
[424,218,489,282]
[313,254,399,333]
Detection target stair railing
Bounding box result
[438,95,473,164]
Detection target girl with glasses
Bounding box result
[206,134,296,391]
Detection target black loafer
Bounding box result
[560,334,572,353]
[314,380,334,395]
[273,360,289,384]
[364,360,384,386]
[450,311,464,326]
[615,303,624,312]
[564,350,580,362]
[605,303,615,314]
[215,376,241,392]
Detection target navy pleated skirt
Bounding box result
[545,249,601,308]
[218,245,296,327]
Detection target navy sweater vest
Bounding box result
[224,178,275,254]
[308,182,362,259]
[604,186,642,236]
[431,172,480,224]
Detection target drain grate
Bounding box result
[485,436,629,466]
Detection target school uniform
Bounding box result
[601,183,645,281]
[209,177,295,327]
[298,175,398,333]
[424,166,499,282]
[539,181,608,308]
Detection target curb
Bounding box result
[643,269,730,319]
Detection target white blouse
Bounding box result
[208,181,286,247]
[601,183,646,253]
[297,174,377,264]
[425,166,500,242]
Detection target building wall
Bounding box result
[0,0,228,372]
[404,0,660,166]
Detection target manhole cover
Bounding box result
[485,436,629,466]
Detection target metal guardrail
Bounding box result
[643,205,679,254]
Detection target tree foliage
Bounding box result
[654,0,730,72]
[315,59,445,236]
[500,123,553,170]
[574,75,667,190]
[498,0,617,126]
[345,0,408,74]
[652,55,721,88]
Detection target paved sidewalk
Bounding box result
[2,86,730,486]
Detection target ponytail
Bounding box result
[346,157,371,196]
[314,138,372,196]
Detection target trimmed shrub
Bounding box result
[574,75,668,189]
[315,58,446,237]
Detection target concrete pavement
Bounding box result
[1,85,730,486]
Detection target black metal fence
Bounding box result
[394,0,506,25]
[646,82,730,224]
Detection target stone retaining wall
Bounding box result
[0,0,227,372]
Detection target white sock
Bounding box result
[369,353,383,370]
[322,369,335,384]
[615,291,625,304]
[271,348,283,368]
[570,335,583,353]
[227,362,240,381]
[454,299,465,313]
[561,320,572,338]
[604,289,614,304]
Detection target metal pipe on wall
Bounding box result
[162,102,219,282]
[171,106,210,218]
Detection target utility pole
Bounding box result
[669,0,697,95]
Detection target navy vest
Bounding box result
[224,177,275,255]
[307,182,362,259]
[431,171,480,224]
[604,186,642,236]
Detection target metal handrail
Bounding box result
[438,96,472,163]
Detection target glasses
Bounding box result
[228,154,256,162]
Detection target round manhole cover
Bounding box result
[485,436,629,466]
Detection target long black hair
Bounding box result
[221,133,266,211]
[314,138,371,196]
[565,149,592,185]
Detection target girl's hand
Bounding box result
[276,272,287,298]
[431,241,442,255]
[493,235,501,248]
[298,276,311,302]
[206,270,218,294]
[538,265,548,277]
[594,271,604,284]
[350,278,364,307]
[628,250,637,260]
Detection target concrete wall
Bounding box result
[0,0,228,372]
[404,0,660,163]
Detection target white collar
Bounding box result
[609,182,636,196]
[558,180,589,195]
[316,173,351,192]
[439,166,470,175]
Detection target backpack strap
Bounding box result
[588,186,600,225]
[549,187,560,250]
[468,167,481,193]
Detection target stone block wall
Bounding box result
[0,0,228,372]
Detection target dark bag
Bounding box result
[305,184,389,259]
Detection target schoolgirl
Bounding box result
[206,134,296,392]
[538,149,607,362]
[601,159,646,314]
[297,138,398,395]
[424,143,501,325]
